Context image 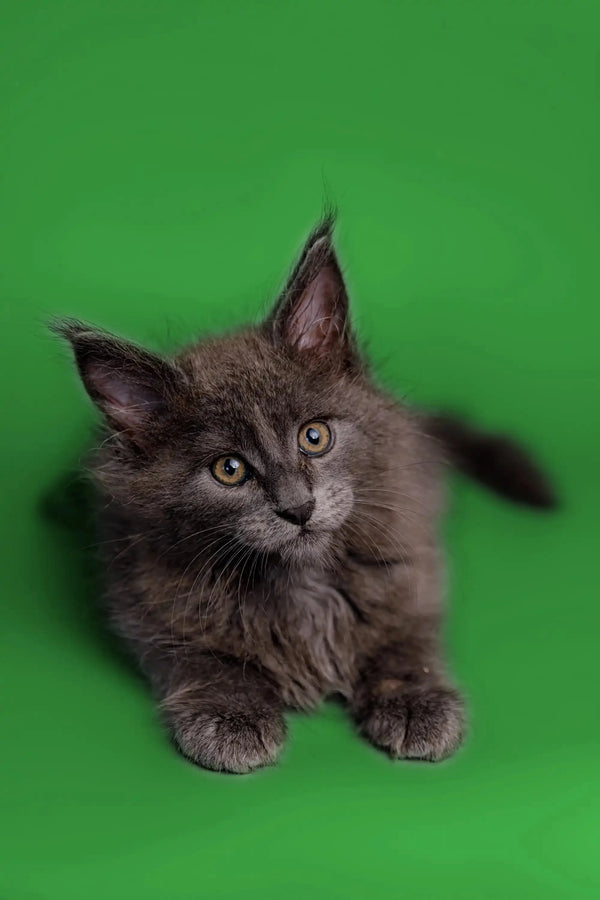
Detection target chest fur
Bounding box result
[117,550,366,709]
[235,572,359,708]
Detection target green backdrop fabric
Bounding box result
[1,2,599,898]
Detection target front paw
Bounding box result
[356,685,465,762]
[170,705,286,774]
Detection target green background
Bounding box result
[1,1,599,897]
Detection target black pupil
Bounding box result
[223,458,240,477]
[306,427,321,445]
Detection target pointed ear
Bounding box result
[52,319,183,444]
[268,218,356,364]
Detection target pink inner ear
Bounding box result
[285,267,344,354]
[88,362,163,428]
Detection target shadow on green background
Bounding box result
[1,1,599,897]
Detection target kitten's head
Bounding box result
[56,220,410,569]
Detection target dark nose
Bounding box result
[276,500,315,527]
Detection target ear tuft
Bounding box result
[268,217,356,363]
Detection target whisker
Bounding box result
[174,534,238,640]
[157,522,233,562]
[352,498,425,527]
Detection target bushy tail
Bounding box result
[424,414,557,509]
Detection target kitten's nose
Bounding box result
[276,500,315,527]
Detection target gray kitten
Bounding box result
[54,218,554,773]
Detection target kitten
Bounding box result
[54,218,554,773]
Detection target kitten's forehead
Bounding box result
[180,330,343,450]
[184,333,337,414]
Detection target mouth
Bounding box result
[278,523,323,549]
[299,524,322,538]
[280,527,327,560]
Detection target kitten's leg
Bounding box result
[142,650,286,773]
[349,625,465,762]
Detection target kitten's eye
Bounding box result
[298,421,332,457]
[211,456,249,486]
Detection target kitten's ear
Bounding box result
[268,218,356,364]
[52,319,183,444]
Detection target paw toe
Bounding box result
[401,687,464,761]
[358,686,465,762]
[174,707,286,774]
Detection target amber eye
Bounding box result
[211,456,249,486]
[298,421,332,457]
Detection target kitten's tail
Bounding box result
[423,414,557,509]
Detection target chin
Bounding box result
[276,529,334,568]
